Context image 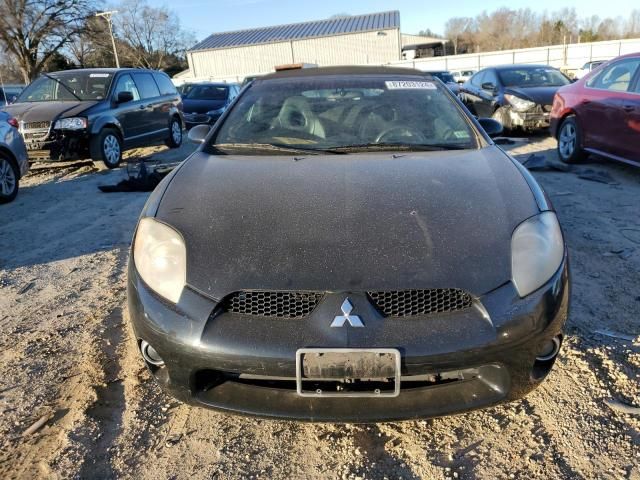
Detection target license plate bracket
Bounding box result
[296,348,401,397]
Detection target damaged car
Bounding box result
[127,66,570,422]
[459,65,572,132]
[3,68,184,168]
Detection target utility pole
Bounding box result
[96,11,120,68]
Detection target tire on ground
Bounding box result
[557,116,587,164]
[90,128,123,169]
[0,152,19,204]
[165,116,183,149]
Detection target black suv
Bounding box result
[3,68,184,168]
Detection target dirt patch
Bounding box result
[0,139,638,479]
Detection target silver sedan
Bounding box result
[0,111,29,203]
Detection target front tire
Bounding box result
[91,128,123,169]
[165,117,183,149]
[557,116,586,164]
[0,153,19,204]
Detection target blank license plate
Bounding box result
[296,348,401,397]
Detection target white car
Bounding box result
[451,70,477,84]
[575,61,606,79]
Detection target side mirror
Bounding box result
[477,117,504,138]
[481,82,496,92]
[188,124,210,144]
[116,91,134,104]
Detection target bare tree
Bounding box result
[114,0,194,70]
[444,17,472,54]
[0,0,97,82]
[626,10,640,37]
[68,16,118,68]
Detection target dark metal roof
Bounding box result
[189,11,400,52]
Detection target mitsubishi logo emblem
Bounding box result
[330,298,364,328]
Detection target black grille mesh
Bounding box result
[221,290,323,318]
[367,289,473,317]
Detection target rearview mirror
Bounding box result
[477,117,503,138]
[481,82,496,92]
[188,124,210,144]
[116,91,134,104]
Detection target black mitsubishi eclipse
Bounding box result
[127,66,570,422]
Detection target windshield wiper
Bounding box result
[213,143,346,155]
[42,73,82,101]
[323,143,470,152]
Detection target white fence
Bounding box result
[387,37,640,74]
[174,37,640,84]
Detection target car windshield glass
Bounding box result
[17,72,113,102]
[185,85,229,100]
[210,76,478,155]
[431,72,455,83]
[498,67,570,87]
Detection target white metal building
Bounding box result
[181,11,445,83]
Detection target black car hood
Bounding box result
[3,101,97,122]
[182,98,226,114]
[503,86,561,106]
[155,147,539,299]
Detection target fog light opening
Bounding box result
[536,336,561,362]
[140,340,165,366]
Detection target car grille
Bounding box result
[367,289,473,317]
[185,113,210,123]
[22,121,51,130]
[221,290,324,319]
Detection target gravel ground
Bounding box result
[0,136,638,480]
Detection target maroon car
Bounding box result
[550,52,640,165]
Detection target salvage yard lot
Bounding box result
[0,136,639,479]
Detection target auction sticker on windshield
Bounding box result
[385,81,437,90]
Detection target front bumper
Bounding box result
[508,107,551,130]
[127,256,570,422]
[184,113,221,129]
[21,129,89,161]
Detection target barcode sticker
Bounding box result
[385,81,437,90]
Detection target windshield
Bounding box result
[498,67,570,87]
[430,72,455,83]
[185,85,229,101]
[17,72,113,102]
[210,76,478,155]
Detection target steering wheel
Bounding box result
[375,126,428,144]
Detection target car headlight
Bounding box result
[504,94,536,112]
[133,217,186,304]
[511,212,564,297]
[53,117,87,130]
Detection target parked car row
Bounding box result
[436,53,639,167]
[0,67,186,203]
